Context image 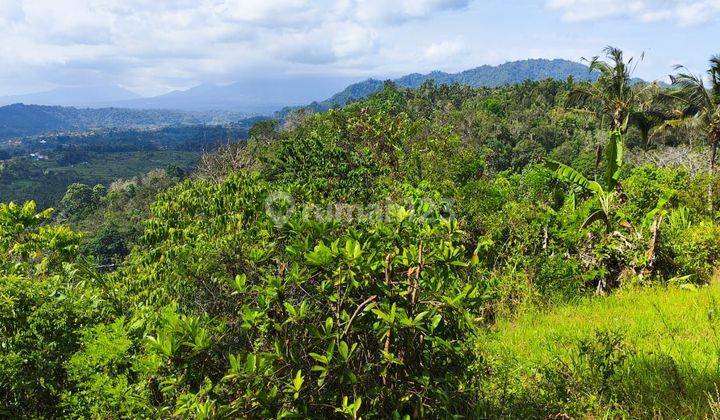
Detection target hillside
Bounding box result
[306,58,600,111]
[4,73,720,418]
[0,123,253,207]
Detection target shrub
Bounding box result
[671,222,720,283]
[0,202,108,417]
[66,172,489,418]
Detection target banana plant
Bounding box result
[546,130,625,232]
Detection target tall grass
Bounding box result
[478,285,720,418]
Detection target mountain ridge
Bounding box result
[2,59,604,114]
[0,86,142,108]
[95,77,359,113]
[306,59,601,112]
[1,59,650,125]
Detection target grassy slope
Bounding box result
[480,285,720,418]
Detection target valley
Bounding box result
[0,123,254,207]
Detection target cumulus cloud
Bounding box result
[424,40,466,62]
[0,0,473,95]
[545,0,720,25]
[350,0,470,23]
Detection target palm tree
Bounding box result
[628,82,669,145]
[568,46,645,133]
[663,56,720,171]
[568,47,666,181]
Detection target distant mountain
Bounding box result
[1,59,640,118]
[302,59,601,112]
[0,104,251,140]
[107,76,359,114]
[0,86,142,108]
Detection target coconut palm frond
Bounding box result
[587,56,613,76]
[655,89,696,113]
[710,54,720,98]
[629,109,671,144]
[657,116,703,134]
[566,85,597,107]
[670,71,713,115]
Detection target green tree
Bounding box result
[0,202,107,417]
[248,119,279,140]
[57,183,104,221]
[569,46,644,132]
[664,55,720,171]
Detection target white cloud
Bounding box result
[546,0,720,25]
[674,1,720,24]
[424,40,466,62]
[545,0,644,22]
[0,0,24,27]
[0,0,472,95]
[350,0,470,23]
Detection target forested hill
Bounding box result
[0,103,250,139]
[302,58,600,112]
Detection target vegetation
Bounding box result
[282,58,601,115]
[662,55,720,171]
[0,124,252,207]
[1,48,720,418]
[0,103,257,139]
[479,285,720,418]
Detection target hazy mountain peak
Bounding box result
[2,59,610,115]
[0,85,142,108]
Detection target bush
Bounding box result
[0,202,108,417]
[65,172,489,418]
[57,183,104,222]
[671,222,720,283]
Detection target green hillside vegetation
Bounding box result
[0,103,258,139]
[0,151,195,208]
[0,124,252,207]
[480,285,720,417]
[2,48,720,418]
[292,58,602,115]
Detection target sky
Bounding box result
[0,0,719,97]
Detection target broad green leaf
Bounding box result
[545,159,603,195]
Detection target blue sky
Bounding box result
[0,0,718,97]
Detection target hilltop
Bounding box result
[299,58,600,112]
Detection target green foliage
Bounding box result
[671,222,720,283]
[2,58,720,418]
[0,202,109,417]
[0,201,81,274]
[248,119,279,140]
[57,183,104,221]
[264,110,387,203]
[66,173,486,418]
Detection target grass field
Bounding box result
[479,284,720,418]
